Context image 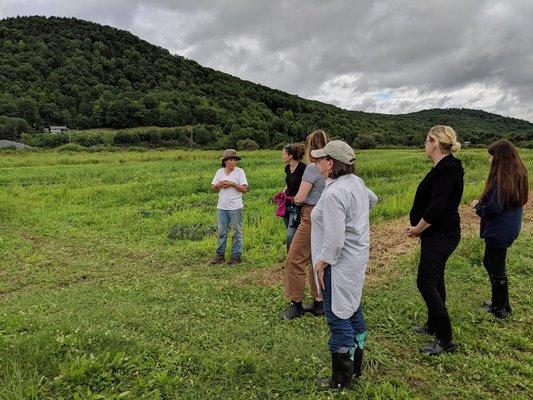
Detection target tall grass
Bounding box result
[0,149,531,399]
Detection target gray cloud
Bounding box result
[1,0,532,121]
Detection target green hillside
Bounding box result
[1,16,532,148]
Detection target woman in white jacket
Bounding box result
[310,140,378,389]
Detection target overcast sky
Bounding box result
[1,0,532,121]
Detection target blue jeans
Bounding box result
[216,208,244,258]
[283,203,300,249]
[323,266,367,353]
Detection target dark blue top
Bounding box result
[475,185,523,248]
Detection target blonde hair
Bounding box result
[306,129,330,162]
[427,125,461,153]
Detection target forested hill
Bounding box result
[1,16,532,148]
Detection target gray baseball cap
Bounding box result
[310,140,356,164]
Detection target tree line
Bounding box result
[1,16,532,149]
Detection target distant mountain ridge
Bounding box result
[1,15,532,148]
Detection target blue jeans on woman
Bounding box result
[283,203,300,249]
[323,266,367,353]
[215,208,243,259]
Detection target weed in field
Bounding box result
[167,223,217,241]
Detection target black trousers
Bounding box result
[417,234,460,318]
[483,244,507,279]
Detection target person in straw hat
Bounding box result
[210,149,248,265]
[310,140,378,389]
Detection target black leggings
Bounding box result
[483,244,507,280]
[417,235,460,317]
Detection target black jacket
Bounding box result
[409,154,464,238]
[475,185,523,248]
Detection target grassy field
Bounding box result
[0,148,531,399]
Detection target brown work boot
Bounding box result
[209,254,225,264]
[227,257,242,265]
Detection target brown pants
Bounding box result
[283,204,320,301]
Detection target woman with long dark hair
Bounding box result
[406,125,464,356]
[472,140,528,318]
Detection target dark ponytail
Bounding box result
[284,143,306,161]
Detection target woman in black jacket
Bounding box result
[406,125,464,355]
[472,140,528,318]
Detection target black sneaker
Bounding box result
[303,300,324,316]
[413,324,435,335]
[490,306,512,319]
[280,302,305,320]
[483,300,512,318]
[227,257,242,265]
[420,339,457,356]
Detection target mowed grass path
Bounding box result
[0,149,531,399]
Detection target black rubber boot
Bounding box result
[316,352,354,389]
[420,338,457,355]
[353,332,367,378]
[279,302,305,320]
[420,312,456,355]
[303,300,324,316]
[486,276,512,318]
[353,347,363,378]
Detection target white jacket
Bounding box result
[311,174,377,319]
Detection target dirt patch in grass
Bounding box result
[235,263,285,288]
[366,216,416,284]
[237,194,532,288]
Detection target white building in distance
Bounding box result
[49,125,69,134]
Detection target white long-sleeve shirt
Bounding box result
[311,174,378,319]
